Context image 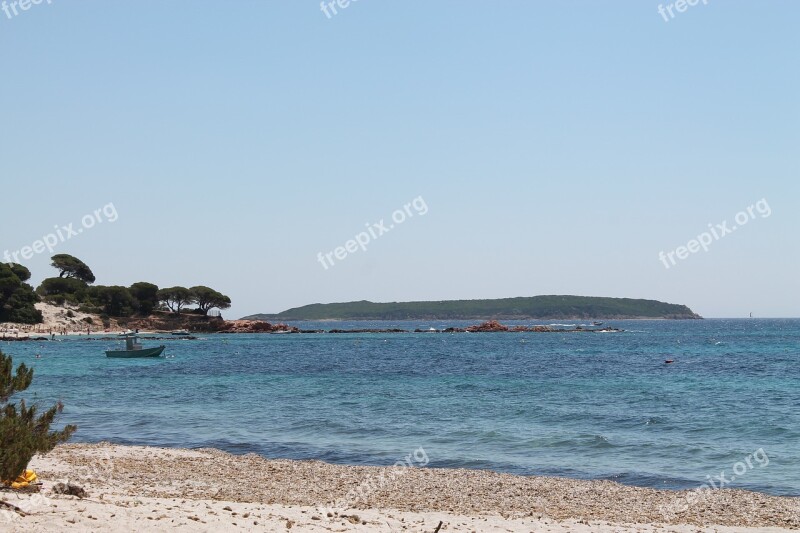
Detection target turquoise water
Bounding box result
[5,319,799,496]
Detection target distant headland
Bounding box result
[243,296,702,321]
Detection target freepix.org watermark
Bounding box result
[320,0,359,19]
[1,0,53,20]
[3,203,119,264]
[659,448,769,520]
[657,0,709,23]
[318,447,429,517]
[659,198,771,269]
[317,196,428,270]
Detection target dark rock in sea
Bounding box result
[328,328,408,334]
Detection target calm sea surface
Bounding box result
[6,319,799,496]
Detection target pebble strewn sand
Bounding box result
[1,443,796,532]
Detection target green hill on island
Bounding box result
[244,296,701,321]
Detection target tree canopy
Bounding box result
[36,277,90,306]
[157,286,195,314]
[50,254,96,284]
[5,257,233,321]
[129,282,160,315]
[190,286,232,315]
[0,263,42,324]
[7,264,31,283]
[89,286,136,317]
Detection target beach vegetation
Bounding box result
[190,286,232,316]
[0,349,75,484]
[129,282,160,315]
[36,277,90,305]
[157,286,195,314]
[0,263,42,324]
[50,254,96,284]
[88,286,136,317]
[11,258,233,322]
[7,264,31,283]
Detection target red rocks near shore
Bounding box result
[466,320,509,332]
[218,320,299,333]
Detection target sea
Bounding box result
[5,319,799,497]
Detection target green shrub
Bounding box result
[0,350,76,484]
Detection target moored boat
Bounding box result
[106,333,165,358]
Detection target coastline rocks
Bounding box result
[466,320,509,332]
[328,328,406,334]
[218,320,300,334]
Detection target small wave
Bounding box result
[591,434,614,448]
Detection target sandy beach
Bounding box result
[0,443,796,532]
[0,303,116,338]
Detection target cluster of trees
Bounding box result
[157,286,231,315]
[0,263,42,324]
[1,254,232,321]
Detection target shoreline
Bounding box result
[3,443,796,531]
[0,323,625,340]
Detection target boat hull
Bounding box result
[106,346,165,358]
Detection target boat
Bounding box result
[171,330,190,336]
[592,321,603,326]
[106,333,165,358]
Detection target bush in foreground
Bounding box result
[0,349,76,484]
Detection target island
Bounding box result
[243,295,702,321]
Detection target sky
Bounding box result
[1,0,798,319]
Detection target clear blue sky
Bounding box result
[1,1,798,318]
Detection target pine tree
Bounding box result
[0,349,76,484]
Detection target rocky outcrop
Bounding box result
[328,328,406,334]
[466,320,509,332]
[218,320,299,334]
